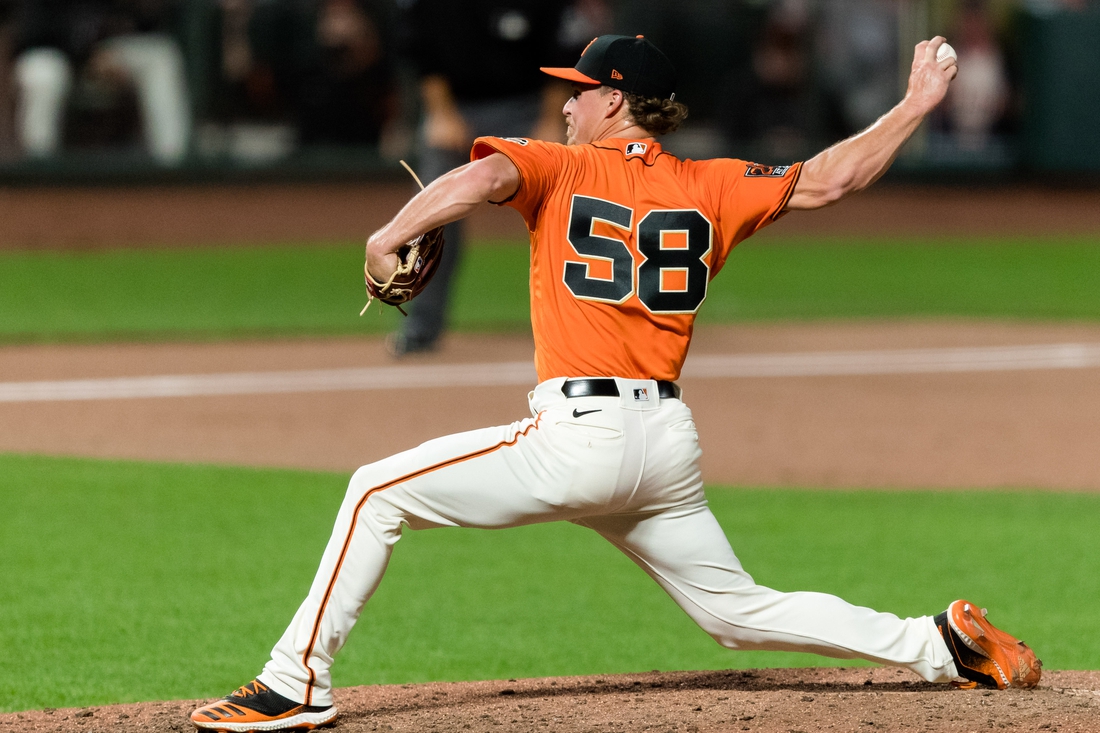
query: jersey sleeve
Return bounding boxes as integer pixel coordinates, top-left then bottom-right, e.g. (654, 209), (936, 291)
(710, 159), (803, 245)
(471, 136), (567, 228)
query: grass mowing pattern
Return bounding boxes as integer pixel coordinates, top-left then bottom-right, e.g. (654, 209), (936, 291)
(1, 453), (1096, 712)
(1, 236), (1099, 343)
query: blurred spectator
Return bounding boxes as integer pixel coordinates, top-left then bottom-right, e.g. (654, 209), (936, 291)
(209, 0), (395, 159)
(388, 0), (602, 357)
(814, 0), (899, 139)
(559, 0), (613, 54)
(12, 0), (191, 165)
(618, 0), (762, 158)
(944, 0), (1010, 151)
(723, 0), (812, 160)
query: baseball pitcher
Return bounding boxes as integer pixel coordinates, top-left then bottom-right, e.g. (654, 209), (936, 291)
(192, 34), (1039, 732)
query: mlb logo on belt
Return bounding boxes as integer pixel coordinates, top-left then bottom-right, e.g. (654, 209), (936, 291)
(625, 142), (648, 155)
(633, 388), (649, 401)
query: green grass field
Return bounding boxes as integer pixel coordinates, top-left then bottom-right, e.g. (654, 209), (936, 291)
(2, 236), (1099, 712)
(1, 453), (1097, 712)
(1, 235), (1099, 342)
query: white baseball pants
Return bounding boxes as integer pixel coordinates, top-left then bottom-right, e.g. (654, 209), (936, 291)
(259, 377), (957, 706)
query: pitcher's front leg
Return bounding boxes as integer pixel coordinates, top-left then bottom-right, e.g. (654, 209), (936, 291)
(259, 416), (554, 706)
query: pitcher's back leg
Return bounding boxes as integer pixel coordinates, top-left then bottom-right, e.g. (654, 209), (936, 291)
(579, 502), (958, 683)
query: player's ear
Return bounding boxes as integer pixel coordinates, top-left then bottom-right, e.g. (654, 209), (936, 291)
(604, 88), (625, 118)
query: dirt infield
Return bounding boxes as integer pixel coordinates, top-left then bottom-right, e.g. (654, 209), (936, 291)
(4, 668), (1099, 733)
(3, 321), (1099, 490)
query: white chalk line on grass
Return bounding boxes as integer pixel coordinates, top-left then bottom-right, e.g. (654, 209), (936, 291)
(2, 342), (1099, 403)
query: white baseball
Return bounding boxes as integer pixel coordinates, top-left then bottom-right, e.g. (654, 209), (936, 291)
(936, 42), (957, 63)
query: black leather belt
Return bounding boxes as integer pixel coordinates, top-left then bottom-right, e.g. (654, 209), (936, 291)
(561, 378), (681, 400)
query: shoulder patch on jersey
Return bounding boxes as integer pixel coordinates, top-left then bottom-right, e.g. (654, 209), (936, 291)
(625, 142), (648, 155)
(501, 137), (530, 146)
(745, 163), (791, 177)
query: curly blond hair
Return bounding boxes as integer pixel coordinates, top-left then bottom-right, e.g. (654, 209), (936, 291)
(624, 92), (689, 135)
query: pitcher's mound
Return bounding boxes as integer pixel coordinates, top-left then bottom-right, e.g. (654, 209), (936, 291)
(9, 668), (1099, 732)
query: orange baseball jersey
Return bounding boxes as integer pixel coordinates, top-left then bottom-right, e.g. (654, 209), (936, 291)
(471, 136), (802, 382)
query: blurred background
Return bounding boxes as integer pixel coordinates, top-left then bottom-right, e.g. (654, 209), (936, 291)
(0, 0), (1096, 182)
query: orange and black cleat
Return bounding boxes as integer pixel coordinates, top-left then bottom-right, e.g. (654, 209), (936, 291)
(936, 599), (1042, 690)
(190, 679), (337, 731)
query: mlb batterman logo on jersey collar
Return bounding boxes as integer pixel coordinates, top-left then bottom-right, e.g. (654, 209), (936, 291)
(625, 142), (648, 155)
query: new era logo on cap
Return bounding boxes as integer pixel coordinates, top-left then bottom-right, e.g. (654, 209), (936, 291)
(540, 35), (677, 100)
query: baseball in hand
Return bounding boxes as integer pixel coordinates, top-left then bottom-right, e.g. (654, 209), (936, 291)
(937, 42), (957, 63)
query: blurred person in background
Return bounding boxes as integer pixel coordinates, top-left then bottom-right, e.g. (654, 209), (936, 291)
(721, 0), (812, 161)
(216, 0), (395, 151)
(596, 0), (762, 158)
(387, 0), (607, 357)
(12, 0), (191, 165)
(943, 0), (1010, 151)
(814, 0), (899, 140)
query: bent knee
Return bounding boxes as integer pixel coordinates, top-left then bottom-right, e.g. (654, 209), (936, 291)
(346, 464), (410, 534)
(347, 464), (396, 510)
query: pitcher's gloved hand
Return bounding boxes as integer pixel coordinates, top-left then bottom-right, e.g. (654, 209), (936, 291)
(361, 225), (445, 313)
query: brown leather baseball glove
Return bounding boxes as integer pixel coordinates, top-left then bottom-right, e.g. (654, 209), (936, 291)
(361, 225), (445, 314)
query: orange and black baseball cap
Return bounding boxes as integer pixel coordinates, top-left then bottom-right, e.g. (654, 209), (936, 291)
(540, 35), (677, 100)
